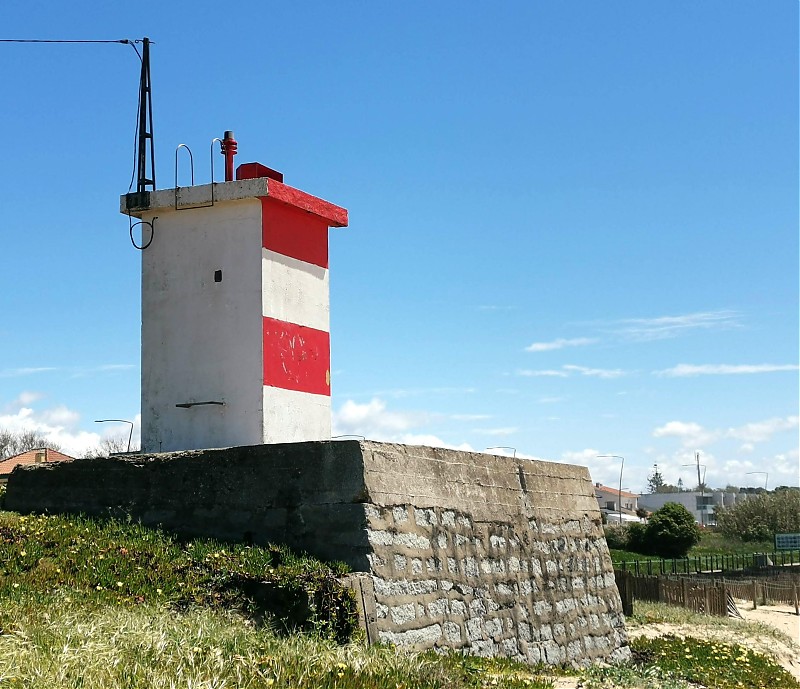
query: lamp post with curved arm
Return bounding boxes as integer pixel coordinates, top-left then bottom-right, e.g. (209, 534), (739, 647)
(94, 419), (134, 453)
(597, 455), (625, 525)
(746, 471), (768, 491)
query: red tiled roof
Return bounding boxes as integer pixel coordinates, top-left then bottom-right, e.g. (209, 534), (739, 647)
(595, 484), (639, 499)
(0, 448), (75, 475)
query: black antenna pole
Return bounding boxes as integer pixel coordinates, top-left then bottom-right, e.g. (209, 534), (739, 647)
(136, 36), (155, 194)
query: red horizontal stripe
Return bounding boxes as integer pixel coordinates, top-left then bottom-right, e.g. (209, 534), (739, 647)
(263, 317), (330, 396)
(261, 197), (329, 269)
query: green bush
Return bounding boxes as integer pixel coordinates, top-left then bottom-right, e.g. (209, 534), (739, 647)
(643, 503), (701, 558)
(716, 489), (800, 543)
(603, 524), (629, 550)
(626, 522), (648, 554)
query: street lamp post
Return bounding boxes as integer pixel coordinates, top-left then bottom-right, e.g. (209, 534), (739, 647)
(746, 471), (769, 491)
(597, 455), (625, 525)
(94, 419), (134, 453)
(682, 459), (707, 526)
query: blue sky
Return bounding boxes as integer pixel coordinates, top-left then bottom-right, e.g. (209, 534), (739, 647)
(1, 1), (797, 492)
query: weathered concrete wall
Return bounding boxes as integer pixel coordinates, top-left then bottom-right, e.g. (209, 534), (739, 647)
(5, 440), (628, 666)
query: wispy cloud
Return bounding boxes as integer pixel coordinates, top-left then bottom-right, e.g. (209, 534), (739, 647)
(517, 369), (569, 378)
(517, 365), (625, 379)
(525, 337), (597, 353)
(656, 363), (799, 377)
(614, 310), (741, 341)
(727, 416), (798, 443)
(562, 364), (625, 379)
(0, 367), (57, 378)
(344, 387), (477, 399)
(0, 364), (135, 379)
(450, 413), (492, 421)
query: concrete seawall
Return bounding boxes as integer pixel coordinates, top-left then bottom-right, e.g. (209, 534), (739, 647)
(5, 440), (629, 666)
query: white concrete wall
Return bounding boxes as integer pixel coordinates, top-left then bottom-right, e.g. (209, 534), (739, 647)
(262, 249), (329, 331)
(262, 386), (331, 443)
(140, 199), (264, 452)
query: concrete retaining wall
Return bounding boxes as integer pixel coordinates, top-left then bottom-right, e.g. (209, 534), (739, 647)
(5, 440), (628, 666)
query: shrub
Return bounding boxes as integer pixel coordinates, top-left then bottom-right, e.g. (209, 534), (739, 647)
(626, 522), (648, 554)
(644, 503), (701, 558)
(716, 489), (800, 543)
(603, 524), (629, 550)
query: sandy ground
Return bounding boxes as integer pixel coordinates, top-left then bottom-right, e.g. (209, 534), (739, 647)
(547, 603), (800, 688)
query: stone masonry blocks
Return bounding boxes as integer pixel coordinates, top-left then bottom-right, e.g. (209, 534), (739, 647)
(5, 440), (629, 667)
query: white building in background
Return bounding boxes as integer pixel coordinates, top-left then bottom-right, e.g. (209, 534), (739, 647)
(638, 491), (752, 526)
(594, 483), (640, 523)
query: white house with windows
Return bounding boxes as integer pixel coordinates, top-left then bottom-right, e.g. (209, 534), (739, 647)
(594, 483), (640, 523)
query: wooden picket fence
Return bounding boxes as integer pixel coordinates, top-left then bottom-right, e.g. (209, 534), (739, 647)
(614, 570), (800, 618)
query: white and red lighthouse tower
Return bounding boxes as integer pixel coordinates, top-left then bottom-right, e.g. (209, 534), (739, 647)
(121, 139), (347, 453)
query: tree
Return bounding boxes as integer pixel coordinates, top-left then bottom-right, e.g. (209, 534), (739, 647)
(644, 502), (701, 558)
(0, 428), (61, 460)
(646, 465), (665, 494)
(716, 490), (800, 543)
(82, 435), (139, 458)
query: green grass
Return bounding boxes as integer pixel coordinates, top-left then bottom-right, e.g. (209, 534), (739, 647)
(0, 511), (356, 639)
(0, 511), (795, 688)
(630, 635), (799, 689)
(0, 591), (555, 689)
(609, 529), (779, 564)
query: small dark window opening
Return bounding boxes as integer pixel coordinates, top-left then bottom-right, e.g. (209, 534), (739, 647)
(214, 269), (222, 283)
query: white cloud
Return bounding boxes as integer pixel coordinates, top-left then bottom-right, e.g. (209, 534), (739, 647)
(449, 413), (492, 421)
(615, 310), (741, 341)
(0, 364), (136, 379)
(353, 387), (476, 399)
(517, 369), (569, 378)
(562, 364), (625, 379)
(333, 398), (416, 435)
(656, 363), (799, 377)
(652, 421), (720, 447)
(332, 398), (478, 453)
(726, 416), (799, 443)
(0, 367), (57, 378)
(517, 365), (625, 379)
(652, 416), (799, 455)
(525, 337), (596, 353)
(0, 394), (141, 458)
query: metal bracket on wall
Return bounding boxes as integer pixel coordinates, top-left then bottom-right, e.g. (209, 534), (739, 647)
(175, 401), (225, 409)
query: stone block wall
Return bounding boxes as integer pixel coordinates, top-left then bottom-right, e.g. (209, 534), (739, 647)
(365, 503), (625, 665)
(5, 440), (628, 666)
